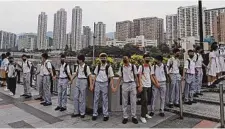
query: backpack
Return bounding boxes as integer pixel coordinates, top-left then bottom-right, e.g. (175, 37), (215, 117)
(77, 64), (91, 87)
(153, 64), (169, 81)
(187, 59), (191, 69)
(141, 65), (151, 74)
(64, 63), (72, 80)
(22, 61), (35, 74)
(168, 58), (174, 71)
(96, 64), (110, 77)
(45, 61), (56, 77)
(120, 64), (136, 80)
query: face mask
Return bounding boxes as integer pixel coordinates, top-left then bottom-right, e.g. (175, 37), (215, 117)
(123, 59), (128, 64)
(61, 60), (64, 64)
(189, 55), (194, 58)
(175, 54), (180, 58)
(101, 60), (106, 64)
(145, 60), (150, 63)
(22, 59), (26, 62)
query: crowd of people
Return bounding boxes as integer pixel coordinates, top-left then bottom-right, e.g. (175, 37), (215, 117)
(0, 42), (224, 125)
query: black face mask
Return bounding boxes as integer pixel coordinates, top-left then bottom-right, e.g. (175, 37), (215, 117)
(189, 55), (194, 59)
(61, 60), (64, 64)
(123, 59), (128, 64)
(145, 60), (150, 63)
(175, 54), (180, 58)
(22, 59), (26, 62)
(101, 60), (106, 64)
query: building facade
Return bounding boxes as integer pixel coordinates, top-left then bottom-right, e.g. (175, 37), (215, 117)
(83, 26), (93, 47)
(37, 12), (47, 50)
(116, 20), (133, 41)
(71, 6), (82, 51)
(0, 30), (17, 50)
(212, 12), (225, 43)
(53, 8), (67, 50)
(166, 14), (178, 46)
(94, 22), (106, 46)
(66, 33), (71, 50)
(18, 33), (37, 51)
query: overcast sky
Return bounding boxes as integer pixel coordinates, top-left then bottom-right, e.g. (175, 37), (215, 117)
(0, 0), (223, 34)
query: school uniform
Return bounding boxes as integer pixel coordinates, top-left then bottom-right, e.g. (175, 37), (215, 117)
(2, 58), (9, 87)
(22, 60), (32, 96)
(138, 65), (151, 118)
(150, 64), (167, 113)
(184, 58), (195, 102)
(167, 57), (181, 105)
(40, 60), (52, 104)
(93, 63), (114, 117)
(7, 63), (17, 95)
(117, 63), (138, 119)
(207, 51), (217, 77)
(194, 53), (203, 94)
(73, 63), (91, 116)
(57, 63), (70, 109)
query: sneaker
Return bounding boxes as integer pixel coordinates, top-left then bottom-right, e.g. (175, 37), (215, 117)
(168, 104), (173, 108)
(80, 115), (85, 118)
(9, 92), (14, 96)
(40, 102), (46, 105)
(20, 94), (27, 97)
(55, 106), (61, 111)
(43, 103), (52, 106)
(159, 112), (165, 117)
(92, 116), (97, 121)
(149, 112), (154, 116)
(146, 114), (152, 119)
(174, 104), (180, 107)
(191, 100), (197, 104)
(60, 107), (67, 112)
(122, 118), (128, 124)
(71, 114), (80, 118)
(35, 97), (42, 100)
(194, 94), (199, 97)
(132, 117), (138, 124)
(184, 101), (192, 105)
(25, 95), (32, 99)
(140, 117), (147, 123)
(103, 117), (109, 121)
(198, 93), (203, 96)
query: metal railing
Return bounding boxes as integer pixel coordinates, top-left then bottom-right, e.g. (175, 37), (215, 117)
(219, 82), (224, 128)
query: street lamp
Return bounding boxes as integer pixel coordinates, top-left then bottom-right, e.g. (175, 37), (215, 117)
(198, 0), (204, 49)
(93, 22), (96, 64)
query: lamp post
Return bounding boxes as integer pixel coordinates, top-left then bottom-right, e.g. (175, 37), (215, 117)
(93, 22), (96, 64)
(198, 0), (204, 49)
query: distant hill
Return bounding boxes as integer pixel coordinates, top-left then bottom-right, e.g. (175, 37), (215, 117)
(106, 32), (114, 39)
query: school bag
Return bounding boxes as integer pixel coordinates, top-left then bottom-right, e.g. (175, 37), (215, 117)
(45, 61), (56, 77)
(120, 64), (136, 81)
(64, 63), (72, 80)
(153, 64), (169, 82)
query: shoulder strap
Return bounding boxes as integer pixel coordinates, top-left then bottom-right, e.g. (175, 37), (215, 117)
(142, 65), (144, 74)
(97, 64), (101, 74)
(196, 54), (199, 62)
(164, 64), (167, 75)
(84, 64), (88, 77)
(132, 64), (135, 79)
(105, 64), (110, 77)
(121, 65), (123, 77)
(169, 58), (173, 70)
(45, 61), (51, 73)
(27, 61), (30, 69)
(187, 59), (190, 69)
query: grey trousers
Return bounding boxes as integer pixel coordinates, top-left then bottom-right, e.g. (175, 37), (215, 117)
(141, 87), (151, 117)
(169, 73), (181, 104)
(93, 81), (109, 117)
(151, 81), (166, 113)
(184, 74), (195, 102)
(39, 76), (43, 98)
(58, 78), (69, 108)
(43, 75), (52, 104)
(122, 82), (137, 118)
(23, 73), (31, 96)
(74, 78), (87, 115)
(195, 68), (203, 93)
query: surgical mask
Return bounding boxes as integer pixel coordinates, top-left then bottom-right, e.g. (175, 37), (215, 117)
(101, 60), (106, 64)
(61, 60), (64, 64)
(145, 60), (150, 63)
(123, 59), (128, 64)
(189, 55), (194, 59)
(175, 54), (180, 58)
(22, 59), (26, 62)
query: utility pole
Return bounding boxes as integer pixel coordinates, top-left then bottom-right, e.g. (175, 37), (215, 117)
(93, 22), (96, 64)
(198, 0), (204, 49)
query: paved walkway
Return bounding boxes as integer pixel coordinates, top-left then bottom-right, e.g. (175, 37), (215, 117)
(0, 84), (219, 128)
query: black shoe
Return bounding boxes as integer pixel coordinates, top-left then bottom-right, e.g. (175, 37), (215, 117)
(174, 104), (180, 107)
(92, 116), (97, 121)
(35, 97), (42, 100)
(40, 102), (46, 105)
(159, 113), (165, 117)
(60, 107), (67, 112)
(71, 114), (80, 118)
(194, 94), (199, 97)
(184, 101), (192, 105)
(55, 106), (61, 111)
(43, 103), (52, 106)
(80, 115), (85, 118)
(20, 94), (27, 97)
(103, 117), (109, 121)
(132, 117), (138, 124)
(168, 104), (173, 108)
(25, 95), (32, 99)
(122, 118), (128, 124)
(149, 112), (154, 116)
(198, 93), (203, 96)
(191, 100), (197, 103)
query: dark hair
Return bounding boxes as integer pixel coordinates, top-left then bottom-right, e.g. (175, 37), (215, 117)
(155, 55), (163, 61)
(124, 53), (131, 58)
(8, 57), (14, 62)
(6, 52), (11, 57)
(211, 42), (218, 51)
(77, 55), (85, 62)
(173, 48), (180, 54)
(61, 54), (66, 58)
(1, 53), (6, 60)
(22, 54), (27, 58)
(143, 53), (150, 58)
(42, 53), (48, 59)
(195, 46), (201, 51)
(188, 49), (194, 53)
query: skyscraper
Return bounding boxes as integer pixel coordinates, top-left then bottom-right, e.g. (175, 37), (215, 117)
(66, 33), (71, 50)
(83, 26), (93, 47)
(166, 14), (178, 46)
(116, 20), (133, 41)
(0, 30), (17, 49)
(18, 33), (37, 51)
(94, 22), (106, 46)
(37, 12), (47, 50)
(212, 12), (225, 43)
(53, 8), (67, 50)
(71, 6), (82, 51)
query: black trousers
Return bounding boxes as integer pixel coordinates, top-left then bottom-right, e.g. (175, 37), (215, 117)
(7, 77), (16, 95)
(141, 87), (151, 117)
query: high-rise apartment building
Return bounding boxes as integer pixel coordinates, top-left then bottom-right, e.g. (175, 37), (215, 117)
(53, 8), (67, 50)
(94, 22), (106, 46)
(205, 7), (225, 37)
(116, 20), (133, 41)
(166, 14), (178, 46)
(37, 12), (47, 50)
(66, 33), (71, 50)
(71, 6), (82, 51)
(18, 33), (37, 51)
(83, 26), (93, 47)
(212, 12), (225, 43)
(0, 30), (17, 49)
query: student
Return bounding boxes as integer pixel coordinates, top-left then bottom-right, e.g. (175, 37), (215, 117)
(183, 50), (197, 105)
(115, 54), (139, 124)
(6, 57), (17, 96)
(40, 53), (55, 106)
(218, 44), (225, 78)
(0, 53), (6, 86)
(3, 52), (10, 91)
(71, 55), (92, 118)
(138, 53), (157, 123)
(150, 55), (168, 117)
(55, 54), (72, 112)
(167, 48), (181, 108)
(92, 53), (114, 121)
(35, 62), (44, 101)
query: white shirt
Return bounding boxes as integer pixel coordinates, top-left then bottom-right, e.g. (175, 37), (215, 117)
(117, 63), (138, 83)
(184, 58), (195, 74)
(59, 63), (71, 78)
(7, 64), (16, 78)
(22, 60), (32, 73)
(40, 60), (52, 76)
(2, 58), (9, 71)
(167, 57), (180, 74)
(76, 63), (91, 79)
(194, 53), (203, 68)
(151, 64), (167, 82)
(94, 64), (114, 82)
(138, 65), (151, 87)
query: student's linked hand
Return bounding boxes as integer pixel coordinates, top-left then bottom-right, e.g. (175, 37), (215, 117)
(138, 86), (143, 93)
(53, 76), (56, 80)
(111, 87), (117, 92)
(89, 85), (94, 92)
